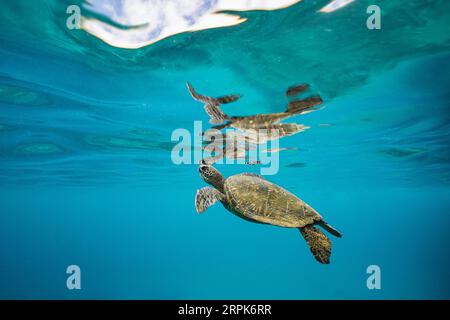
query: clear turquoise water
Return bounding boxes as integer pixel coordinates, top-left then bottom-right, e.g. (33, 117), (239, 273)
(0, 0), (450, 299)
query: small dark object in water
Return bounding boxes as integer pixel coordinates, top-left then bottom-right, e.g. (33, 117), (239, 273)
(286, 162), (306, 168)
(381, 147), (424, 158)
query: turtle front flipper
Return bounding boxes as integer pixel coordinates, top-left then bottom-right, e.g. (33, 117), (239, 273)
(299, 225), (332, 264)
(210, 122), (232, 131)
(286, 84), (310, 97)
(187, 82), (240, 124)
(204, 103), (228, 124)
(195, 187), (224, 213)
(187, 82), (215, 104)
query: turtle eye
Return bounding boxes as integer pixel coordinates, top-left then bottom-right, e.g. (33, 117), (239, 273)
(204, 168), (213, 177)
(199, 165), (210, 177)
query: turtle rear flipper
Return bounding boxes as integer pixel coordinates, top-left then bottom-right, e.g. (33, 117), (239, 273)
(286, 84), (310, 97)
(204, 103), (228, 124)
(217, 94), (241, 104)
(195, 187), (224, 213)
(299, 225), (332, 264)
(286, 95), (323, 114)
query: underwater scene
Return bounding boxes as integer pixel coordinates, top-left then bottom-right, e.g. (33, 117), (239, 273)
(0, 0), (449, 299)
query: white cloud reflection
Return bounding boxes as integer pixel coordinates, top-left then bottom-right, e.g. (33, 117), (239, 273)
(80, 0), (303, 49)
(319, 0), (355, 13)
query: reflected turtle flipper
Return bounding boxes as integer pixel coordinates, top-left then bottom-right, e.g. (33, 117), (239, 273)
(286, 84), (310, 96)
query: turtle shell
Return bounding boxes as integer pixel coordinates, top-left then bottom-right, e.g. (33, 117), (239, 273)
(223, 173), (322, 227)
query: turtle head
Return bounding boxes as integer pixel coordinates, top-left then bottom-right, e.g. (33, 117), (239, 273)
(199, 162), (225, 192)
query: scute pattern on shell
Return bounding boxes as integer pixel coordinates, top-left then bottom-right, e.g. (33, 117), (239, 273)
(224, 174), (321, 227)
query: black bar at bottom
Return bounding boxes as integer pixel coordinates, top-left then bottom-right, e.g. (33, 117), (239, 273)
(0, 300), (447, 318)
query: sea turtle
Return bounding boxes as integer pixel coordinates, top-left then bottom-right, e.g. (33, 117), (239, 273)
(187, 82), (323, 134)
(195, 164), (342, 264)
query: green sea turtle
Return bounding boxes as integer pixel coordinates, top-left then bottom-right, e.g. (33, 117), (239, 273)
(187, 82), (323, 135)
(195, 164), (342, 264)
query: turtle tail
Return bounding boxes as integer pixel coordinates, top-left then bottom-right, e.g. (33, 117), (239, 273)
(317, 220), (342, 238)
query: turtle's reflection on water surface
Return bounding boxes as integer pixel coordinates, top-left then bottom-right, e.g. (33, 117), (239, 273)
(187, 82), (323, 166)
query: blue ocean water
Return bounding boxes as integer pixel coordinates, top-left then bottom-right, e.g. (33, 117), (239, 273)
(0, 0), (450, 299)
